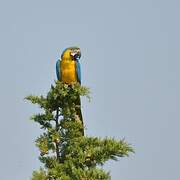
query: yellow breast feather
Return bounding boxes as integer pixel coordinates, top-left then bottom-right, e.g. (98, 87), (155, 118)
(61, 60), (77, 84)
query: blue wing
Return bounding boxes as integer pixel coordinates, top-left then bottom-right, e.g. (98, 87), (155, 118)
(56, 59), (61, 80)
(76, 60), (81, 84)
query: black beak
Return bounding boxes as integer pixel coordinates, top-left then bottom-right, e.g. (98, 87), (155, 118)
(74, 51), (81, 60)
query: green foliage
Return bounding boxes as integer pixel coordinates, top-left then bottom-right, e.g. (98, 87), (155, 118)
(26, 81), (134, 180)
(31, 168), (47, 180)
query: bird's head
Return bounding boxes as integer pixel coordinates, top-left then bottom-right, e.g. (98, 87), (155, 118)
(61, 47), (81, 61)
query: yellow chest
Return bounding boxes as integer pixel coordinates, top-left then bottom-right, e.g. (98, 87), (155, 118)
(60, 60), (77, 84)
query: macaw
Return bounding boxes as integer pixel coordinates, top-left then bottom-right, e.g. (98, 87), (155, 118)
(56, 47), (84, 134)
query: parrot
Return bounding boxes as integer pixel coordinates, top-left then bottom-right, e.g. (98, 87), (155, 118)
(56, 47), (84, 135)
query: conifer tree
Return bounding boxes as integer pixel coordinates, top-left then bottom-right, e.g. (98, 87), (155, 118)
(26, 81), (134, 180)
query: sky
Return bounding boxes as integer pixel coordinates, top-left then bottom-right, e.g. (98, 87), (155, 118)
(0, 0), (180, 179)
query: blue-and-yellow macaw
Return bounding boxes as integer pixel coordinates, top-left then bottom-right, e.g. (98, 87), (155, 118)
(56, 47), (84, 134)
(56, 47), (81, 84)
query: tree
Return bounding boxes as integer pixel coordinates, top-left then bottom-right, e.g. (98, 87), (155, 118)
(26, 81), (134, 180)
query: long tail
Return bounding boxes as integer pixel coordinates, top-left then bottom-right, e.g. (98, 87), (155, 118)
(75, 95), (84, 135)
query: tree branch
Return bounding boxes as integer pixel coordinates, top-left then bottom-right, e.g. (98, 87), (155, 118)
(55, 109), (60, 162)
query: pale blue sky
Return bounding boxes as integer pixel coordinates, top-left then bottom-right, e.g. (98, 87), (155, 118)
(0, 0), (180, 179)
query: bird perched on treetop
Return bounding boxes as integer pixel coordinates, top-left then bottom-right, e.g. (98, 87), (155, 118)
(56, 47), (81, 84)
(56, 47), (84, 135)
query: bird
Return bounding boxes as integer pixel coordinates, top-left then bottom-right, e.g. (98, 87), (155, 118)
(56, 47), (84, 135)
